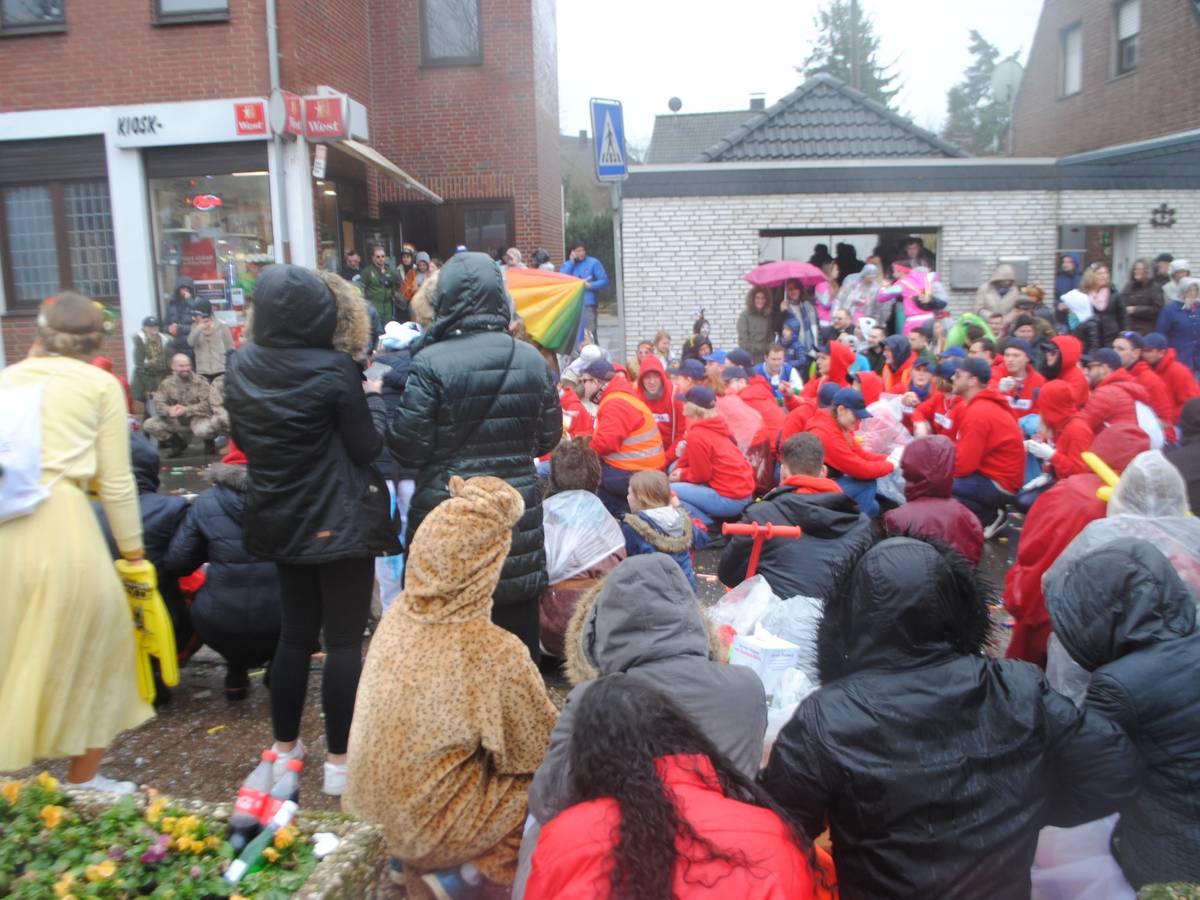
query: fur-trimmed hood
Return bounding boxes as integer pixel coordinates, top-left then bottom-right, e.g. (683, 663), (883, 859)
(563, 554), (724, 686)
(620, 509), (692, 555)
(241, 266), (370, 362)
(205, 461), (249, 492)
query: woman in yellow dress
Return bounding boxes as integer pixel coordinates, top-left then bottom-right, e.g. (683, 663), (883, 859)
(0, 293), (153, 790)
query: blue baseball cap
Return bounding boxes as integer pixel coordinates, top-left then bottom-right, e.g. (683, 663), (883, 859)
(832, 387), (872, 419)
(726, 348), (753, 367)
(1082, 348), (1122, 370)
(934, 359), (963, 380)
(912, 356), (932, 370)
(722, 366), (749, 380)
(584, 359), (615, 381)
(1144, 332), (1169, 350)
(938, 346), (966, 359)
(667, 358), (706, 380)
(962, 357), (993, 383)
(703, 349), (728, 364)
(817, 382), (841, 408)
(684, 385), (717, 409)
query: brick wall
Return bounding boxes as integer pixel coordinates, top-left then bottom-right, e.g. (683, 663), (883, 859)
(1011, 0), (1200, 157)
(620, 189), (1200, 362)
(2, 312), (128, 374)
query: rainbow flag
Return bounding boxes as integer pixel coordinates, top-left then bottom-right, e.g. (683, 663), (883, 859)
(505, 268), (585, 354)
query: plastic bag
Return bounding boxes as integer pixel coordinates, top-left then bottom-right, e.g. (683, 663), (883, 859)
(543, 490), (625, 584)
(375, 553), (405, 612)
(1046, 633), (1090, 708)
(1031, 814), (1134, 900)
(762, 667), (820, 763)
(761, 595), (823, 683)
(708, 574), (779, 657)
(858, 396), (912, 455)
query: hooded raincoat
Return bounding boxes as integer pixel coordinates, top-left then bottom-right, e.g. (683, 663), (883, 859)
(1048, 334), (1089, 407)
(762, 538), (1140, 900)
(881, 436), (983, 564)
(387, 253), (563, 647)
(1046, 541), (1200, 889)
(635, 354), (685, 458)
(1039, 379), (1093, 479)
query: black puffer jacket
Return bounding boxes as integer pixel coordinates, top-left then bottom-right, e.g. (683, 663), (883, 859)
(717, 485), (873, 600)
(223, 265), (399, 563)
(762, 537), (1139, 900)
(1046, 540), (1200, 889)
(372, 348), (416, 482)
(387, 253), (562, 609)
(164, 461), (282, 669)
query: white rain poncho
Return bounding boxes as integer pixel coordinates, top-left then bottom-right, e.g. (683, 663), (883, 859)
(542, 490), (624, 584)
(1044, 450), (1200, 704)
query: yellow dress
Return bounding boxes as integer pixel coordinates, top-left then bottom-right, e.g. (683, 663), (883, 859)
(0, 355), (154, 770)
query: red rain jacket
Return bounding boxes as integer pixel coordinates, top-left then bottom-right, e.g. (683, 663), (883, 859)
(1150, 348), (1200, 426)
(1129, 359), (1176, 441)
(806, 409), (893, 482)
(1003, 424), (1150, 667)
(676, 416), (756, 499)
(1050, 335), (1089, 408)
(951, 388), (1026, 493)
(636, 355), (685, 458)
(910, 390), (963, 437)
(803, 341), (855, 400)
(1080, 368), (1151, 434)
(989, 359), (1046, 417)
(1039, 380), (1093, 479)
(882, 435), (983, 564)
(525, 754), (817, 900)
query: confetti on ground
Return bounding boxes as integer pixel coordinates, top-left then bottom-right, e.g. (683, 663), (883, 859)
(206, 724), (226, 736)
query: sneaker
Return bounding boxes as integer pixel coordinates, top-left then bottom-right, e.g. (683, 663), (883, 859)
(983, 508), (1009, 540)
(420, 870), (470, 900)
(68, 773), (136, 795)
(271, 739), (306, 781)
(322, 761), (347, 797)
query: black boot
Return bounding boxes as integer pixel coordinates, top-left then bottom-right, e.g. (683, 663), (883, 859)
(224, 667), (249, 702)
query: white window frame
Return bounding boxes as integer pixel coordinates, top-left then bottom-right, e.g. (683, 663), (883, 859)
(1060, 23), (1083, 97)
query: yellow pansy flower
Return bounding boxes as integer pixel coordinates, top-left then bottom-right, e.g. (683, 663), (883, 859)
(261, 847), (279, 864)
(146, 797), (168, 824)
(1, 781), (20, 805)
(160, 816), (177, 833)
(205, 835), (222, 850)
(36, 772), (59, 792)
(273, 825), (298, 850)
(40, 804), (65, 829)
(53, 872), (76, 897)
(85, 859), (117, 881)
(174, 836), (193, 852)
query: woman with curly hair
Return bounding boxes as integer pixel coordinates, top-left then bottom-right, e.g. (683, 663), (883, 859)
(0, 292), (153, 790)
(524, 676), (819, 899)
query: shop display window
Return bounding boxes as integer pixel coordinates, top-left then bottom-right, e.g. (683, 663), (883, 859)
(149, 171), (272, 326)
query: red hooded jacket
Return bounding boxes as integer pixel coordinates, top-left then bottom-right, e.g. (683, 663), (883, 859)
(780, 399), (819, 446)
(1003, 424), (1151, 667)
(882, 436), (983, 564)
(779, 473), (843, 495)
(1049, 335), (1089, 408)
(738, 375), (786, 432)
(1150, 348), (1200, 425)
(853, 371), (884, 405)
(806, 409), (893, 481)
(636, 354), (685, 457)
(989, 359), (1045, 416)
(559, 385), (593, 439)
(676, 415), (756, 498)
(525, 755), (817, 900)
(1152, 348), (1200, 427)
(951, 388), (1026, 493)
(910, 390), (962, 437)
(1038, 380), (1092, 479)
(802, 341), (855, 400)
(1080, 368), (1151, 434)
(1128, 359), (1176, 441)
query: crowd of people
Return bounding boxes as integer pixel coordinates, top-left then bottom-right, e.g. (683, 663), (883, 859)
(2, 233), (1199, 899)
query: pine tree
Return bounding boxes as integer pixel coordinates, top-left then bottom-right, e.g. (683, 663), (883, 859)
(942, 30), (1018, 156)
(800, 0), (900, 108)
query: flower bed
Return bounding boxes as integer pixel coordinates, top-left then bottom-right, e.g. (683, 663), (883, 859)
(0, 773), (383, 899)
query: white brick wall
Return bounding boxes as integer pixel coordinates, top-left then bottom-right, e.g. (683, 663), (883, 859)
(619, 189), (1200, 361)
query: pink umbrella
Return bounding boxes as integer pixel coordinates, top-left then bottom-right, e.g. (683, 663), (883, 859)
(744, 261), (828, 289)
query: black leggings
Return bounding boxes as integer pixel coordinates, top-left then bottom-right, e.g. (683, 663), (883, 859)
(272, 557), (374, 755)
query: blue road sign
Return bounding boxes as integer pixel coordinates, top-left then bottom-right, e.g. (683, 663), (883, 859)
(590, 98), (628, 182)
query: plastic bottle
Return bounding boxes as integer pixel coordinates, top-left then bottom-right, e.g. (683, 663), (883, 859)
(223, 800), (298, 885)
(228, 749), (277, 853)
(259, 757), (302, 825)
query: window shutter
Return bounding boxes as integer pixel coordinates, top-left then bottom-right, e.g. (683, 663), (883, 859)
(1117, 1), (1140, 40)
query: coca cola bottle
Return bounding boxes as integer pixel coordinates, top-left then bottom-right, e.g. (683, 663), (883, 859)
(228, 749), (277, 852)
(259, 757), (303, 825)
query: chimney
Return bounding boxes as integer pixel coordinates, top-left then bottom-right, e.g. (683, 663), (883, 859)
(750, 93), (765, 111)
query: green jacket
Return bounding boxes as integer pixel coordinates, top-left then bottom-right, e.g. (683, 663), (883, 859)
(360, 263), (398, 322)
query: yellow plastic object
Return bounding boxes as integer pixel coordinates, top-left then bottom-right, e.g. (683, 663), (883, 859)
(116, 559), (179, 702)
(1081, 450), (1120, 502)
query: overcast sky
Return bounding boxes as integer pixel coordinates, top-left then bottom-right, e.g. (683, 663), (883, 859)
(557, 0), (1045, 152)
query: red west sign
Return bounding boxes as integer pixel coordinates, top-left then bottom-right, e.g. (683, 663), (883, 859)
(282, 91), (304, 136)
(303, 94), (348, 141)
(235, 101), (268, 136)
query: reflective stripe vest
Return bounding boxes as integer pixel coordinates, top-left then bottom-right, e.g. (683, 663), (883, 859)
(597, 391), (667, 471)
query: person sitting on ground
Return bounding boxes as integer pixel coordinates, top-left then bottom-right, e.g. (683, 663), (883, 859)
(582, 359), (666, 515)
(187, 299), (234, 382)
(669, 386), (756, 528)
(164, 440), (282, 702)
(881, 435), (983, 565)
(863, 324), (887, 374)
(910, 360), (963, 438)
(517, 554), (768, 894)
(635, 353), (684, 459)
(779, 381), (840, 446)
(906, 322), (937, 364)
(1025, 380), (1093, 483)
(1041, 334), (1089, 407)
(898, 356), (935, 421)
(524, 677), (820, 900)
(805, 387), (894, 518)
(753, 343), (804, 407)
(948, 357), (1025, 535)
(1115, 330), (1176, 440)
(880, 335), (914, 393)
(762, 536), (1140, 900)
(1003, 424), (1150, 667)
(539, 439), (626, 659)
(990, 338), (1045, 416)
(1166, 396), (1200, 514)
(346, 476), (558, 899)
(142, 352), (221, 457)
(719, 433), (873, 599)
(1080, 347), (1153, 435)
(802, 341), (855, 400)
(621, 470), (700, 590)
(1045, 541), (1200, 890)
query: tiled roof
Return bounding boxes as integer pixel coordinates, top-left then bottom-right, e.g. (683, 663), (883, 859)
(645, 110), (757, 164)
(701, 75), (967, 161)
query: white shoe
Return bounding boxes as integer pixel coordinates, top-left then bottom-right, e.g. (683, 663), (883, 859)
(68, 773), (136, 795)
(323, 761), (347, 796)
(983, 509), (1009, 540)
(271, 739), (306, 781)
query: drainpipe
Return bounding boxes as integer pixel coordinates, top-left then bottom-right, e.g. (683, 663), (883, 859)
(266, 0), (291, 262)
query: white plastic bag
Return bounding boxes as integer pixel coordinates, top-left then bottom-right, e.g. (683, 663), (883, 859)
(762, 667), (820, 763)
(708, 574), (779, 656)
(375, 553), (405, 612)
(1031, 815), (1134, 900)
(0, 383), (49, 524)
(543, 490), (625, 584)
(761, 595), (823, 684)
(858, 395), (913, 455)
(1046, 633), (1090, 708)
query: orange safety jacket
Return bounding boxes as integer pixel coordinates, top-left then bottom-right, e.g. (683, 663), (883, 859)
(594, 387), (667, 471)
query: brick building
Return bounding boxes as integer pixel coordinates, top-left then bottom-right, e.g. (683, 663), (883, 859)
(0, 0), (562, 370)
(1011, 0), (1200, 157)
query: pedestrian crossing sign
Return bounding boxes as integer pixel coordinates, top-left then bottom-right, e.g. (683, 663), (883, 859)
(590, 98), (628, 182)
